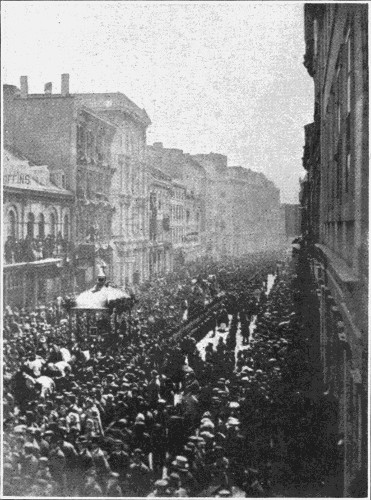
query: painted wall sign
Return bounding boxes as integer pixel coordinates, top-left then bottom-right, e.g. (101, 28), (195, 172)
(4, 172), (31, 185)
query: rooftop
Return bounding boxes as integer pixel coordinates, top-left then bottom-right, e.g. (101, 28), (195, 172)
(3, 148), (72, 196)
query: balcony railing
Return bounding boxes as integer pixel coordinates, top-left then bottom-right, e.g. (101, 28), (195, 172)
(4, 235), (71, 265)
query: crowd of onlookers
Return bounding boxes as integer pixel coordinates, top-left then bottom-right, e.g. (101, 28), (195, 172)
(4, 233), (69, 264)
(3, 251), (342, 497)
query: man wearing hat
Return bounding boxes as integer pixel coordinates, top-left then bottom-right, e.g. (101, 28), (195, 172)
(167, 472), (188, 497)
(33, 427), (49, 457)
(74, 437), (94, 487)
(108, 439), (130, 481)
(81, 467), (104, 497)
(151, 422), (167, 477)
(167, 406), (186, 458)
(105, 470), (123, 497)
(147, 369), (161, 408)
(171, 455), (198, 496)
(48, 434), (67, 495)
(147, 478), (171, 497)
(20, 441), (39, 477)
(59, 430), (79, 495)
(128, 448), (152, 496)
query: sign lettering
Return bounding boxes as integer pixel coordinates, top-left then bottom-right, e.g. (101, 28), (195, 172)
(4, 172), (31, 185)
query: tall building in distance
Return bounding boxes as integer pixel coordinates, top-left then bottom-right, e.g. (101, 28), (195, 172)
(302, 3), (368, 495)
(146, 143), (206, 264)
(193, 153), (285, 258)
(148, 166), (173, 277)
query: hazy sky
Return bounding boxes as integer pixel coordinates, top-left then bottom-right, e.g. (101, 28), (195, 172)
(2, 1), (314, 203)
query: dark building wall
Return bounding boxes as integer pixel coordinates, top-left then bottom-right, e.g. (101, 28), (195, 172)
(281, 203), (301, 238)
(302, 4), (368, 496)
(3, 96), (76, 191)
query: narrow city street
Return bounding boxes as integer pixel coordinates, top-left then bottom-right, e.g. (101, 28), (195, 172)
(2, 2), (368, 498)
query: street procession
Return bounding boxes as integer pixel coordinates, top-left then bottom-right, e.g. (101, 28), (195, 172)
(2, 2), (368, 498)
(2, 249), (346, 497)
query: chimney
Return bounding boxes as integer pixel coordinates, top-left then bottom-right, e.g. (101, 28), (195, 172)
(44, 82), (52, 95)
(61, 73), (70, 96)
(20, 76), (28, 98)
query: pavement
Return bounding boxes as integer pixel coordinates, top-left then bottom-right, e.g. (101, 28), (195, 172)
(196, 273), (276, 363)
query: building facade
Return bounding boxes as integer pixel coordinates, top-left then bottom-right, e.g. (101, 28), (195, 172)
(193, 153), (285, 259)
(3, 148), (74, 308)
(74, 106), (116, 290)
(146, 143), (206, 263)
(171, 182), (187, 269)
(148, 166), (173, 277)
(191, 153), (229, 258)
(74, 92), (151, 288)
(3, 75), (151, 291)
(303, 4), (368, 495)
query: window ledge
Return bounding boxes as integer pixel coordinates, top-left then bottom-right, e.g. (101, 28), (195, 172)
(315, 244), (359, 284)
(4, 258), (62, 270)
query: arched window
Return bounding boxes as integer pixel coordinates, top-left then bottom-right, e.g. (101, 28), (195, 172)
(27, 213), (35, 239)
(63, 214), (69, 240)
(8, 209), (17, 239)
(38, 214), (45, 238)
(49, 213), (56, 237)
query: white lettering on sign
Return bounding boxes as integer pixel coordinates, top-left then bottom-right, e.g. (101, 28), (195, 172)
(4, 173), (31, 185)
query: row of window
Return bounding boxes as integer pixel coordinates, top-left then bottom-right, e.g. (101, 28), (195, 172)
(117, 205), (147, 240)
(172, 205), (184, 221)
(118, 158), (146, 196)
(77, 169), (111, 198)
(7, 210), (69, 240)
(119, 128), (145, 159)
(171, 227), (184, 245)
(323, 24), (352, 204)
(149, 190), (171, 213)
(77, 121), (110, 166)
(321, 21), (356, 266)
(323, 220), (355, 266)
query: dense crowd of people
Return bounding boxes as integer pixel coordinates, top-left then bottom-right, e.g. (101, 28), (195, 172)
(4, 233), (69, 264)
(3, 250), (341, 497)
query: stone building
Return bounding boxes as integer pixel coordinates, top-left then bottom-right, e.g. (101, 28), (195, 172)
(192, 153), (284, 259)
(3, 148), (74, 308)
(3, 74), (151, 290)
(74, 92), (151, 288)
(171, 182), (187, 269)
(148, 166), (173, 276)
(72, 106), (117, 290)
(302, 4), (368, 495)
(191, 153), (227, 258)
(227, 166), (284, 254)
(146, 143), (206, 263)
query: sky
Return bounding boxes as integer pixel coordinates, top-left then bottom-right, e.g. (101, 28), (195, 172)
(2, 1), (314, 203)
